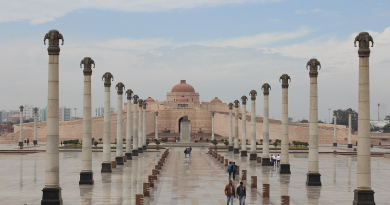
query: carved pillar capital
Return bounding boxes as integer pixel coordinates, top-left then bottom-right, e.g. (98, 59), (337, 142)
(126, 89), (133, 100)
(116, 82), (125, 95)
(80, 57), (95, 75)
(261, 83), (271, 95)
(279, 74), (291, 88)
(44, 29), (64, 55)
(241, 95), (248, 105)
(133, 95), (139, 104)
(306, 58), (321, 78)
(19, 105), (24, 112)
(234, 100), (240, 108)
(354, 31), (374, 57)
(228, 103), (233, 110)
(102, 72), (114, 87)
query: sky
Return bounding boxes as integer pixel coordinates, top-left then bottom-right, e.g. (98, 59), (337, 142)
(1, 0), (390, 122)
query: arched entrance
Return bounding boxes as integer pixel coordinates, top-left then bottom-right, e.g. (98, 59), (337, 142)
(178, 117), (184, 133)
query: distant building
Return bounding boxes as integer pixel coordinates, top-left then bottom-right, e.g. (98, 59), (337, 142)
(95, 106), (115, 117)
(0, 110), (7, 122)
(59, 106), (72, 121)
(39, 107), (47, 122)
(370, 120), (390, 129)
(22, 105), (35, 120)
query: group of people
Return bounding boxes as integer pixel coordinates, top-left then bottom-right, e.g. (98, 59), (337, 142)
(225, 180), (246, 205)
(227, 162), (238, 180)
(271, 154), (281, 167)
(184, 147), (192, 158)
(24, 137), (30, 146)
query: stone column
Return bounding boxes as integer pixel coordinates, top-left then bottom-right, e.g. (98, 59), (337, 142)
(280, 175), (291, 205)
(155, 112), (159, 140)
(353, 31), (375, 204)
(279, 74), (291, 174)
(249, 90), (257, 160)
(306, 58), (321, 186)
(18, 106), (24, 149)
(233, 100), (240, 154)
(41, 29), (64, 204)
(138, 99), (143, 153)
(241, 95), (248, 156)
(132, 95), (139, 156)
(79, 57), (95, 185)
(262, 84), (272, 166)
(101, 72), (114, 173)
(33, 107), (38, 145)
(115, 83), (125, 165)
(333, 110), (338, 146)
(348, 108), (353, 148)
(228, 103), (233, 151)
(211, 112), (215, 141)
(142, 102), (147, 150)
(125, 89), (133, 159)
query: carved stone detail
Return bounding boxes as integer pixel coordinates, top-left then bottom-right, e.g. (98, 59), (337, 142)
(261, 83), (271, 95)
(138, 99), (144, 107)
(234, 100), (240, 108)
(241, 95), (248, 105)
(306, 58), (321, 77)
(80, 57), (95, 76)
(116, 82), (125, 95)
(347, 108), (352, 114)
(133, 95), (139, 104)
(19, 105), (24, 112)
(44, 30), (64, 55)
(354, 31), (374, 57)
(143, 101), (147, 109)
(155, 111), (159, 116)
(102, 72), (114, 87)
(33, 107), (38, 114)
(126, 89), (133, 100)
(333, 110), (337, 116)
(249, 90), (257, 100)
(279, 74), (291, 88)
(228, 103), (233, 110)
(211, 112), (215, 116)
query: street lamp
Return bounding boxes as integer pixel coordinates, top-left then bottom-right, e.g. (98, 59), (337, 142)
(328, 108), (331, 124)
(74, 108), (77, 119)
(378, 103), (380, 121)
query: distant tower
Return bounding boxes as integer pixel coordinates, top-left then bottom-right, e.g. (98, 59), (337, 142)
(74, 108), (77, 118)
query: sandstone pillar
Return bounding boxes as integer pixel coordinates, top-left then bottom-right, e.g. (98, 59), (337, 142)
(138, 99), (143, 153)
(306, 58), (321, 186)
(353, 31), (375, 205)
(211, 112), (215, 141)
(261, 84), (272, 166)
(132, 95), (139, 156)
(280, 175), (291, 205)
(18, 106), (24, 149)
(348, 108), (353, 148)
(241, 96), (248, 156)
(228, 103), (233, 151)
(115, 83), (125, 165)
(333, 110), (338, 146)
(249, 90), (257, 160)
(233, 100), (240, 154)
(41, 29), (64, 205)
(279, 74), (291, 174)
(101, 72), (114, 173)
(79, 57), (95, 184)
(155, 112), (158, 140)
(125, 89), (133, 159)
(33, 107), (38, 145)
(142, 102), (147, 150)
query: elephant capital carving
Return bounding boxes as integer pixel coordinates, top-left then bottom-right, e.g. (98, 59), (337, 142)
(33, 107), (38, 114)
(306, 58), (321, 77)
(279, 74), (291, 88)
(234, 100), (240, 108)
(354, 31), (374, 57)
(261, 83), (271, 95)
(241, 95), (248, 105)
(249, 90), (257, 100)
(228, 103), (233, 110)
(133, 95), (139, 104)
(80, 57), (95, 75)
(333, 110), (337, 116)
(115, 82), (125, 95)
(44, 30), (64, 55)
(19, 105), (24, 112)
(347, 108), (352, 114)
(102, 72), (114, 87)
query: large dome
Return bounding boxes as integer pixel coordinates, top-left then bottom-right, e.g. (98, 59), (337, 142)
(145, 97), (155, 102)
(211, 97), (222, 103)
(171, 80), (195, 92)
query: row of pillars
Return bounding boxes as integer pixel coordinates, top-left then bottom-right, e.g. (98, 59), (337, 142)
(17, 106), (38, 149)
(38, 29), (375, 205)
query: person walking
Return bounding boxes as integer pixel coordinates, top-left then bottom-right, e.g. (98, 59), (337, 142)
(227, 162), (233, 180)
(24, 137), (27, 144)
(271, 154), (276, 166)
(27, 138), (29, 146)
(60, 140), (63, 146)
(232, 162), (237, 180)
(224, 180), (235, 205)
(276, 154), (281, 167)
(236, 181), (246, 205)
(189, 146), (192, 157)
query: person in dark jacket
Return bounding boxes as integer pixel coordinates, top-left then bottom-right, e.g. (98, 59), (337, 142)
(236, 181), (246, 205)
(227, 162), (233, 180)
(224, 180), (235, 205)
(232, 162), (237, 180)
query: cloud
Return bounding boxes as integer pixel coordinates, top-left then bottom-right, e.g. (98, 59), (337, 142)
(294, 8), (339, 17)
(0, 0), (280, 24)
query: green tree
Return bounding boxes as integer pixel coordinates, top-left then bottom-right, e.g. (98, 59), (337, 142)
(383, 124), (390, 133)
(260, 139), (263, 144)
(300, 119), (309, 123)
(332, 109), (358, 131)
(224, 141), (229, 147)
(98, 138), (102, 143)
(212, 139), (218, 150)
(385, 115), (390, 120)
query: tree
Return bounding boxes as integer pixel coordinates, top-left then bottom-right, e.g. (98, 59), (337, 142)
(224, 141), (229, 147)
(273, 141), (278, 148)
(288, 117), (293, 122)
(385, 115), (390, 120)
(318, 120), (324, 123)
(98, 138), (102, 143)
(383, 124), (390, 133)
(300, 119), (309, 123)
(211, 139), (218, 150)
(154, 139), (160, 150)
(220, 139), (225, 143)
(331, 109), (358, 131)
(260, 139), (263, 144)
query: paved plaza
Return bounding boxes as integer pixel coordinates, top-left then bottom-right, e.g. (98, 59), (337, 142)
(0, 146), (389, 204)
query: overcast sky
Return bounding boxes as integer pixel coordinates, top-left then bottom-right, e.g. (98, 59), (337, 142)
(1, 0), (390, 122)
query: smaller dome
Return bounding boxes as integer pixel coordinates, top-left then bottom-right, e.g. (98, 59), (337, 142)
(145, 97), (155, 102)
(211, 97), (222, 103)
(176, 96), (188, 102)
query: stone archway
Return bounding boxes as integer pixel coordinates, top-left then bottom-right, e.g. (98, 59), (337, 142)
(178, 117), (184, 133)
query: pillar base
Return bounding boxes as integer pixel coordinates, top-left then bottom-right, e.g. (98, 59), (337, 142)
(125, 152), (132, 160)
(233, 148), (239, 154)
(249, 153), (257, 160)
(262, 158), (272, 166)
(280, 164), (291, 174)
(241, 150), (247, 156)
(333, 143), (337, 146)
(306, 173), (322, 186)
(101, 163), (112, 173)
(228, 146), (233, 151)
(143, 145), (147, 150)
(138, 148), (143, 153)
(348, 144), (353, 148)
(18, 142), (23, 147)
(115, 157), (124, 165)
(353, 189), (375, 205)
(41, 187), (63, 205)
(132, 149), (139, 156)
(79, 171), (94, 185)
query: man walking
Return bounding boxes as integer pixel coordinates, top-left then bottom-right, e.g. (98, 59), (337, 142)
(227, 162), (233, 180)
(236, 181), (246, 205)
(271, 154), (276, 166)
(232, 162), (237, 180)
(224, 180), (235, 205)
(276, 154), (281, 167)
